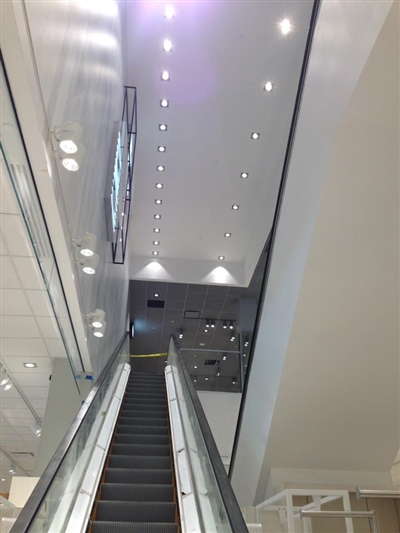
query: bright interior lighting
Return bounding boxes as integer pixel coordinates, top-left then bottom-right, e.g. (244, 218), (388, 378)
(157, 165), (165, 171)
(93, 331), (104, 338)
(279, 18), (292, 35)
(23, 363), (36, 368)
(62, 158), (79, 171)
(158, 146), (166, 152)
(153, 240), (160, 245)
(218, 256), (225, 261)
(240, 172), (248, 178)
(224, 232), (231, 237)
(156, 183), (163, 189)
(205, 377), (209, 381)
(154, 293), (159, 297)
(154, 214), (161, 219)
(152, 251), (159, 256)
(80, 248), (94, 257)
(154, 228), (160, 233)
(160, 99), (169, 108)
(92, 321), (102, 328)
(155, 199), (162, 205)
(159, 124), (167, 131)
(59, 139), (78, 154)
(165, 5), (175, 19)
(83, 266), (95, 275)
(163, 39), (172, 52)
(0, 376), (9, 387)
(264, 81), (273, 92)
(4, 383), (13, 391)
(251, 132), (260, 140)
(232, 205), (239, 210)
(161, 71), (170, 81)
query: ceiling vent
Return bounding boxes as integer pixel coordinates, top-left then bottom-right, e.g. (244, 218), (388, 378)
(184, 310), (200, 319)
(204, 359), (219, 366)
(12, 451), (35, 457)
(147, 299), (165, 309)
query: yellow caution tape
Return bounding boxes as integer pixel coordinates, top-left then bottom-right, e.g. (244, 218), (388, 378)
(130, 353), (168, 358)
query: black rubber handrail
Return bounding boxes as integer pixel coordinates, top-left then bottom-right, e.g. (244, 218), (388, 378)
(11, 331), (129, 533)
(229, 0), (322, 483)
(169, 335), (248, 532)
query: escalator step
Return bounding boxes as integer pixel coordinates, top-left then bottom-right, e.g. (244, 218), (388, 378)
(96, 501), (176, 523)
(92, 522), (178, 532)
(123, 398), (166, 406)
(120, 410), (167, 419)
(118, 417), (168, 427)
(117, 425), (169, 436)
(105, 468), (172, 485)
(114, 434), (169, 446)
(124, 394), (166, 400)
(101, 483), (174, 502)
(108, 455), (171, 470)
(111, 444), (171, 457)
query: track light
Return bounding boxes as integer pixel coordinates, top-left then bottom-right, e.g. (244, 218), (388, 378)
(77, 253), (99, 275)
(0, 366), (13, 391)
(222, 321), (227, 329)
(93, 322), (107, 338)
(230, 335), (235, 342)
(9, 463), (16, 475)
(87, 309), (106, 328)
(74, 233), (97, 257)
(51, 122), (85, 172)
(229, 321), (234, 330)
(31, 421), (42, 437)
(232, 378), (237, 385)
(210, 320), (215, 328)
(205, 320), (210, 328)
(178, 329), (183, 339)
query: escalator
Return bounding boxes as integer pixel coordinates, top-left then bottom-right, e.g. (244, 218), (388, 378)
(90, 372), (179, 532)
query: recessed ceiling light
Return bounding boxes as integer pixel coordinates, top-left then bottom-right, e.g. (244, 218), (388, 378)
(93, 331), (104, 338)
(163, 39), (172, 52)
(240, 172), (249, 179)
(205, 377), (209, 381)
(153, 240), (160, 245)
(157, 165), (165, 172)
(165, 5), (174, 19)
(232, 205), (239, 210)
(160, 99), (169, 108)
(218, 256), (225, 261)
(155, 183), (163, 189)
(279, 18), (292, 35)
(154, 228), (160, 233)
(194, 365), (198, 369)
(154, 293), (159, 297)
(224, 232), (231, 238)
(251, 132), (260, 140)
(159, 124), (167, 131)
(264, 81), (273, 92)
(23, 363), (36, 368)
(161, 71), (170, 81)
(158, 146), (166, 153)
(152, 251), (159, 256)
(155, 199), (162, 205)
(154, 214), (161, 219)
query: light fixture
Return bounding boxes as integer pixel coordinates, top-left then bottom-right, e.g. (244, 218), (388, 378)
(224, 232), (231, 238)
(222, 321), (227, 329)
(23, 363), (36, 368)
(165, 5), (175, 19)
(154, 228), (160, 233)
(0, 366), (13, 391)
(163, 39), (172, 52)
(216, 371), (220, 377)
(157, 165), (165, 172)
(279, 18), (292, 35)
(93, 322), (107, 338)
(232, 205), (239, 210)
(154, 214), (161, 219)
(210, 320), (215, 329)
(179, 329), (183, 339)
(205, 320), (210, 328)
(60, 147), (86, 172)
(240, 172), (249, 179)
(159, 124), (167, 132)
(87, 309), (106, 329)
(244, 339), (249, 347)
(229, 321), (234, 330)
(154, 293), (159, 297)
(153, 240), (160, 245)
(160, 99), (169, 108)
(155, 199), (162, 205)
(194, 365), (198, 369)
(74, 232), (97, 257)
(230, 335), (235, 342)
(9, 464), (16, 475)
(158, 146), (166, 153)
(264, 81), (273, 92)
(222, 355), (227, 361)
(218, 256), (225, 261)
(251, 132), (260, 140)
(155, 183), (163, 189)
(205, 377), (209, 381)
(194, 378), (197, 383)
(3, 382), (13, 391)
(51, 122), (86, 171)
(204, 328), (209, 333)
(31, 421), (42, 437)
(77, 253), (99, 275)
(161, 71), (170, 81)
(232, 378), (236, 385)
(152, 251), (159, 256)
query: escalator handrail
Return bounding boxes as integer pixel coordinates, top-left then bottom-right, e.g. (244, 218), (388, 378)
(11, 331), (130, 533)
(170, 334), (248, 532)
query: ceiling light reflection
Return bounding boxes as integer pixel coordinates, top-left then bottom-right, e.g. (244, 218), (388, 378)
(279, 18), (292, 35)
(163, 39), (172, 52)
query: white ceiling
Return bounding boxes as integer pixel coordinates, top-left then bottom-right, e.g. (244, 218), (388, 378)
(126, 0), (314, 285)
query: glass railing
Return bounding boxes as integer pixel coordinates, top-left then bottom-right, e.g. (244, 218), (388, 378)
(10, 333), (130, 533)
(168, 335), (248, 532)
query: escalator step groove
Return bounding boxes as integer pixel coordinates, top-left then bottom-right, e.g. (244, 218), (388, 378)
(118, 417), (168, 427)
(96, 501), (176, 523)
(92, 522), (178, 532)
(108, 455), (171, 470)
(111, 444), (171, 457)
(117, 425), (169, 436)
(120, 410), (167, 418)
(101, 483), (174, 502)
(105, 468), (172, 485)
(114, 434), (169, 446)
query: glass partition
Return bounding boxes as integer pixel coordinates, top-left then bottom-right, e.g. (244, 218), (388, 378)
(11, 334), (129, 533)
(168, 336), (247, 532)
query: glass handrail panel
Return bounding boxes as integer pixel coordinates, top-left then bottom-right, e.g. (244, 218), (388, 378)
(168, 336), (248, 532)
(11, 333), (129, 533)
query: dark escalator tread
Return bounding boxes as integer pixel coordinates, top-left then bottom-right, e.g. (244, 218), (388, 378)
(117, 425), (169, 436)
(92, 522), (178, 533)
(120, 409), (167, 418)
(106, 468), (172, 485)
(101, 483), (174, 502)
(114, 434), (169, 446)
(108, 455), (171, 470)
(118, 417), (169, 427)
(111, 443), (171, 457)
(123, 399), (167, 407)
(96, 501), (176, 523)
